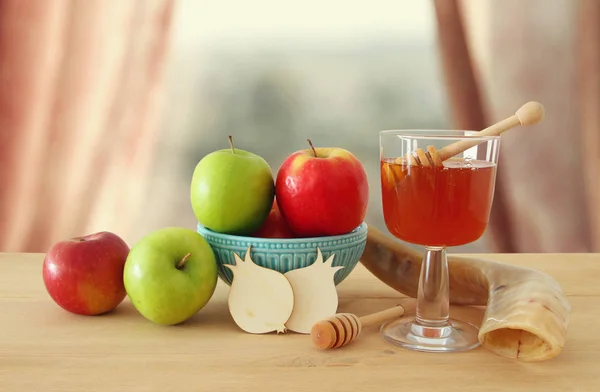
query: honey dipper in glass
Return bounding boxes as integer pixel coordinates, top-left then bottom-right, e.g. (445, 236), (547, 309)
(378, 101), (545, 353)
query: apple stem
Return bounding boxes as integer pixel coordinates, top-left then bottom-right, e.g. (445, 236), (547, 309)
(177, 253), (191, 269)
(228, 135), (235, 154)
(306, 138), (317, 157)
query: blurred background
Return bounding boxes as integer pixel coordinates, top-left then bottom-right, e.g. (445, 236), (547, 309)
(1, 0), (598, 254)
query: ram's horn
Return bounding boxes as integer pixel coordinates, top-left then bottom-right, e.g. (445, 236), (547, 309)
(360, 226), (571, 361)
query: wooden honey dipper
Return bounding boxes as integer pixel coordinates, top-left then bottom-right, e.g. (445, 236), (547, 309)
(310, 299), (417, 349)
(405, 101), (545, 167)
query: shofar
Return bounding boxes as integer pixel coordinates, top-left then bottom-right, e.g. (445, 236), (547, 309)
(360, 226), (571, 361)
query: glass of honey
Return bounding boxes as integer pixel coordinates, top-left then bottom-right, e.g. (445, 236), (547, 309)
(379, 129), (500, 353)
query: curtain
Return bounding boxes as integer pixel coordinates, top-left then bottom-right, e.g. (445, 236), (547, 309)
(0, 0), (175, 252)
(435, 0), (599, 252)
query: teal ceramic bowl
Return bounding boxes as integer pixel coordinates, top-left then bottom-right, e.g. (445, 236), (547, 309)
(196, 222), (368, 286)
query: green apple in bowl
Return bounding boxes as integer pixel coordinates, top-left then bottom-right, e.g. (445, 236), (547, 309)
(190, 136), (275, 235)
(123, 227), (218, 325)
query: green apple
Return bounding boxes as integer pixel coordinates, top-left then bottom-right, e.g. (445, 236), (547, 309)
(190, 136), (275, 235)
(123, 227), (218, 325)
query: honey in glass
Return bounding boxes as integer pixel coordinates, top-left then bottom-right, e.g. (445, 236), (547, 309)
(380, 157), (497, 247)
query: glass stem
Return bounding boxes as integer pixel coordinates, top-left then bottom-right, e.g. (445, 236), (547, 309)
(415, 247), (450, 327)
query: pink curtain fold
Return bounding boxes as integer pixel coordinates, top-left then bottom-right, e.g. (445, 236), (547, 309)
(578, 0), (600, 250)
(432, 0), (516, 253)
(442, 0), (599, 252)
(0, 0), (174, 252)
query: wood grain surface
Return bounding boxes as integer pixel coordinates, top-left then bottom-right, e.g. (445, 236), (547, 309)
(0, 253), (598, 391)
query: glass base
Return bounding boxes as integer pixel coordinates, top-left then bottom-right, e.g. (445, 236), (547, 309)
(380, 317), (480, 353)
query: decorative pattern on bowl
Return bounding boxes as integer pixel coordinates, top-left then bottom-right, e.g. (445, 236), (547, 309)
(196, 222), (368, 286)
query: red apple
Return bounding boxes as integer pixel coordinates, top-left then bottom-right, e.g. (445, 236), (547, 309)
(252, 198), (296, 238)
(42, 231), (130, 315)
(275, 140), (369, 237)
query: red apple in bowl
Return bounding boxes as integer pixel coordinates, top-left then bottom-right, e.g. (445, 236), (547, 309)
(275, 140), (369, 237)
(42, 231), (130, 315)
(252, 198), (296, 238)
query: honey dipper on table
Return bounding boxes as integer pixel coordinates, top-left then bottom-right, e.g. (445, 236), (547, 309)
(310, 299), (417, 349)
(406, 101), (545, 167)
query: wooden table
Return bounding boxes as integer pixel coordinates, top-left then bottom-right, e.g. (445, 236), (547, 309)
(1, 252), (598, 391)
